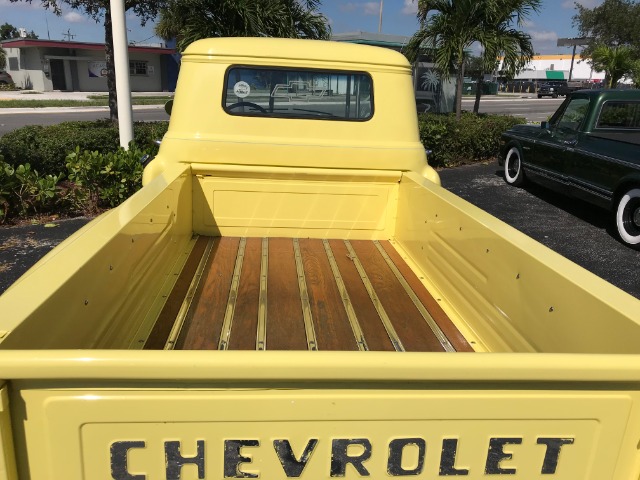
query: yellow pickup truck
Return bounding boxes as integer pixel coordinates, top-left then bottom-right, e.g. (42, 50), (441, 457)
(0, 37), (639, 479)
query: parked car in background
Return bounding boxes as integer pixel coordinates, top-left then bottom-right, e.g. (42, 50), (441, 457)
(499, 89), (640, 248)
(557, 80), (592, 96)
(0, 71), (13, 85)
(536, 80), (566, 98)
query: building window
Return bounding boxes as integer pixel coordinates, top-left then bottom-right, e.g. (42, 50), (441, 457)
(129, 61), (148, 76)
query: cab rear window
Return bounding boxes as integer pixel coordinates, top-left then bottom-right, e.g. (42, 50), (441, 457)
(597, 101), (640, 129)
(223, 66), (373, 121)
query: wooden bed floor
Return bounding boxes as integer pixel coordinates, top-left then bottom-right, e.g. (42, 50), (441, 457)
(145, 237), (473, 352)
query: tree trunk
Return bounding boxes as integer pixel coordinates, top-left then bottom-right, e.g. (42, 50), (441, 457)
(455, 59), (465, 121)
(104, 6), (118, 122)
(473, 71), (483, 114)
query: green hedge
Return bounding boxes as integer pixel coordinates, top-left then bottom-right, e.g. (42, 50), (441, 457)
(0, 114), (524, 223)
(0, 146), (146, 222)
(419, 112), (526, 168)
(0, 120), (167, 223)
(0, 120), (168, 176)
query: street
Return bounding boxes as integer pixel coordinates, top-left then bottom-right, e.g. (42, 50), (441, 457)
(461, 95), (564, 122)
(0, 95), (562, 138)
(0, 106), (169, 136)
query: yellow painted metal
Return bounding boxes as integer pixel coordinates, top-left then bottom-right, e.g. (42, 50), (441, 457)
(192, 164), (400, 239)
(1, 37), (640, 479)
(0, 163), (193, 349)
(5, 351), (640, 479)
(394, 171), (640, 353)
(2, 350), (640, 382)
(0, 385), (17, 480)
(143, 38), (438, 186)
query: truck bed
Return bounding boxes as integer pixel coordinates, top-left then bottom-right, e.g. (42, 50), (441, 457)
(145, 237), (473, 352)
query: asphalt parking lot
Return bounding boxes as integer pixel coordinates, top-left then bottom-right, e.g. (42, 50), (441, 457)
(1, 162), (639, 299)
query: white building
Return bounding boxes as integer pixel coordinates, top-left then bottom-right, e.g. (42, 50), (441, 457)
(501, 54), (605, 83)
(0, 38), (178, 92)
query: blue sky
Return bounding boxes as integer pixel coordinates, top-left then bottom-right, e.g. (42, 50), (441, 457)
(0, 0), (602, 54)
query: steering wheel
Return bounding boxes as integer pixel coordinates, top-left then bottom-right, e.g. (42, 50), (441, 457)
(227, 101), (267, 113)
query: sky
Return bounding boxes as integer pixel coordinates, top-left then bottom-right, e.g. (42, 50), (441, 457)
(0, 0), (603, 55)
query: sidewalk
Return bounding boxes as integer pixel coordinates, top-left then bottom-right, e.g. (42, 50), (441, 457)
(0, 90), (171, 114)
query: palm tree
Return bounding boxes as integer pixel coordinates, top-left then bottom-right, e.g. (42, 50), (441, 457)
(477, 3), (539, 113)
(589, 43), (637, 88)
(406, 0), (540, 120)
(155, 0), (330, 53)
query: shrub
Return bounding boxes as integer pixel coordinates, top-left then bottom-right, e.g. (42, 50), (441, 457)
(0, 146), (147, 223)
(65, 146), (145, 214)
(418, 112), (526, 168)
(0, 160), (64, 220)
(0, 120), (168, 176)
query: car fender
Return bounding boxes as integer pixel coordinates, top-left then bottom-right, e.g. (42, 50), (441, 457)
(499, 137), (526, 166)
(612, 173), (640, 209)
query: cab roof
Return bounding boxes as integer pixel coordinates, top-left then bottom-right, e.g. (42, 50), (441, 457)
(574, 89), (640, 100)
(182, 37), (411, 69)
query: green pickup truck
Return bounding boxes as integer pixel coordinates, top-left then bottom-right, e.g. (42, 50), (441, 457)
(500, 89), (640, 247)
(0, 39), (639, 479)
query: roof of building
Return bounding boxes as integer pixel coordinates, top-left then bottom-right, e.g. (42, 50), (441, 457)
(0, 37), (174, 55)
(531, 54), (576, 60)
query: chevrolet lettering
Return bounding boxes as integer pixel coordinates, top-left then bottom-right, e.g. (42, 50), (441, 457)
(110, 436), (575, 479)
(0, 37), (638, 480)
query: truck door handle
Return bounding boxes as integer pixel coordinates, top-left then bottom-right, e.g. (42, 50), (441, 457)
(563, 139), (577, 146)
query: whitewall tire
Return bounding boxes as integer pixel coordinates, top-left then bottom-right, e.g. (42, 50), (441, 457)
(504, 146), (525, 186)
(615, 187), (640, 247)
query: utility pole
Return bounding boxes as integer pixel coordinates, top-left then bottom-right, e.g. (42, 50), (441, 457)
(378, 0), (383, 33)
(45, 12), (51, 40)
(62, 29), (76, 41)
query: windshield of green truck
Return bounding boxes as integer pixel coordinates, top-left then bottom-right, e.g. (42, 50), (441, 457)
(223, 66), (373, 121)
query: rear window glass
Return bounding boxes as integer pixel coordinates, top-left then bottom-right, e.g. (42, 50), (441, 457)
(223, 67), (373, 121)
(597, 101), (640, 129)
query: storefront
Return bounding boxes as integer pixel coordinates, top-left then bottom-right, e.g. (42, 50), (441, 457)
(0, 38), (177, 92)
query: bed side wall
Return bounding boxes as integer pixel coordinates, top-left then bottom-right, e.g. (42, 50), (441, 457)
(0, 164), (193, 350)
(394, 171), (640, 353)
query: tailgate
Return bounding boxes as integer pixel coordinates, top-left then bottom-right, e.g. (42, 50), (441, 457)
(5, 351), (640, 479)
